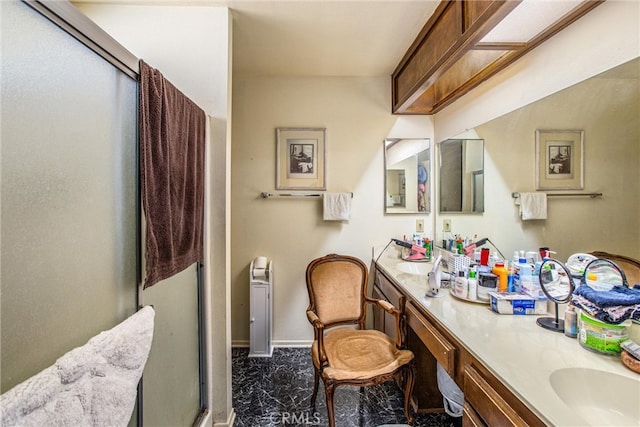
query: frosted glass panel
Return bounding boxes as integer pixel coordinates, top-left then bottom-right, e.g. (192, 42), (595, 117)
(1, 0), (137, 394)
(140, 266), (201, 426)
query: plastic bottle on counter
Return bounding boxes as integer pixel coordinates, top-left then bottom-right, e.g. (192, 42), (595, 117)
(455, 271), (468, 299)
(564, 305), (577, 338)
(467, 267), (478, 301)
(424, 238), (432, 261)
(489, 252), (500, 268)
(480, 248), (490, 266)
(492, 262), (508, 293)
(507, 263), (516, 292)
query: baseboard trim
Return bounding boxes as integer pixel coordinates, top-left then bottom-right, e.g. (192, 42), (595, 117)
(273, 340), (313, 348)
(212, 408), (235, 427)
(232, 340), (312, 348)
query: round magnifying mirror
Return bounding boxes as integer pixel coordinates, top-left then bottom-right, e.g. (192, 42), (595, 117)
(583, 258), (627, 291)
(537, 259), (575, 332)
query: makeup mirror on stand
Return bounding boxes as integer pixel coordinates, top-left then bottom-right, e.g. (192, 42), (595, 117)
(583, 258), (627, 290)
(537, 259), (576, 332)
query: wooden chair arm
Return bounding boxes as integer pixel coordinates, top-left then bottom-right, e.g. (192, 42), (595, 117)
(366, 297), (407, 349)
(306, 309), (328, 366)
(306, 309), (323, 328)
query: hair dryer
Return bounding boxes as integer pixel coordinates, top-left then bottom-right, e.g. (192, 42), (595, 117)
(427, 255), (444, 298)
(391, 238), (426, 254)
(463, 237), (488, 257)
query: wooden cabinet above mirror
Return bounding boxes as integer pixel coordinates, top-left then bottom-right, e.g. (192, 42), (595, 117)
(391, 0), (603, 115)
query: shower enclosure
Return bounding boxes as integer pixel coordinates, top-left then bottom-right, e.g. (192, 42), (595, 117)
(0, 1), (206, 425)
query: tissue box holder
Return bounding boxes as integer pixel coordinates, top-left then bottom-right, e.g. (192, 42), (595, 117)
(489, 292), (547, 315)
(445, 253), (473, 275)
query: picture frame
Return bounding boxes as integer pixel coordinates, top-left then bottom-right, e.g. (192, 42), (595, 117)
(276, 127), (326, 190)
(535, 130), (584, 190)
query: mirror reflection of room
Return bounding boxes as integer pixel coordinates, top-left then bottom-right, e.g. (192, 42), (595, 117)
(384, 138), (430, 214)
(435, 57), (638, 259)
(385, 169), (405, 207)
(438, 138), (484, 213)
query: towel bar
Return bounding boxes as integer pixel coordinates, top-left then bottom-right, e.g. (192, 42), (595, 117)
(511, 192), (602, 199)
(260, 192), (353, 198)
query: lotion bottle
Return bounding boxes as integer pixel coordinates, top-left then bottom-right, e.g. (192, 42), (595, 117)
(467, 267), (478, 301)
(455, 271), (468, 299)
(564, 305), (577, 338)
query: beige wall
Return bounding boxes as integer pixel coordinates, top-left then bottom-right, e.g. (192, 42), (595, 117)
(231, 76), (432, 345)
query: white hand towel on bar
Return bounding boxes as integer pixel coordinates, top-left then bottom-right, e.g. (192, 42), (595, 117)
(519, 192), (547, 220)
(323, 193), (351, 221)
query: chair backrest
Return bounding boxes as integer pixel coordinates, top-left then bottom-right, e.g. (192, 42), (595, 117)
(306, 254), (368, 328)
(590, 251), (640, 286)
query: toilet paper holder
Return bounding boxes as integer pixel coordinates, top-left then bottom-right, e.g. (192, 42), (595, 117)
(251, 257), (271, 280)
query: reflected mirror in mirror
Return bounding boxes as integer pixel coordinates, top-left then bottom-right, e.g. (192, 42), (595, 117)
(439, 139), (484, 213)
(538, 259), (576, 332)
(384, 138), (430, 214)
(583, 258), (627, 291)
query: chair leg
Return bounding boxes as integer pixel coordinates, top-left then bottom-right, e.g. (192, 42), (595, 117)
(324, 380), (336, 427)
(311, 367), (320, 407)
(403, 363), (416, 425)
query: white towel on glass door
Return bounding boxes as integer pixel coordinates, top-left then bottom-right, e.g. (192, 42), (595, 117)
(323, 193), (351, 221)
(519, 192), (547, 220)
(0, 306), (155, 427)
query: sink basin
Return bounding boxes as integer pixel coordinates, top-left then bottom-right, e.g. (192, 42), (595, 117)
(395, 262), (430, 275)
(549, 367), (640, 426)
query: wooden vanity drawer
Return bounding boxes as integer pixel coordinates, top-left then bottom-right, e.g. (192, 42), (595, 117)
(462, 401), (486, 427)
(464, 364), (528, 427)
(406, 301), (456, 376)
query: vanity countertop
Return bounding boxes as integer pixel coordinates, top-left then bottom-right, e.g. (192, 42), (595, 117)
(374, 247), (640, 427)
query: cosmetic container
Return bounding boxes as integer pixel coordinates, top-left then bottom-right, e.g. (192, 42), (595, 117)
(564, 305), (577, 338)
(467, 268), (478, 301)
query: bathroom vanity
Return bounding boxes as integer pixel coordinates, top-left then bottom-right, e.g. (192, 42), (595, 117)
(373, 247), (640, 426)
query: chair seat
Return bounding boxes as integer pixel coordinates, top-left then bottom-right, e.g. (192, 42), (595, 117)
(312, 328), (414, 381)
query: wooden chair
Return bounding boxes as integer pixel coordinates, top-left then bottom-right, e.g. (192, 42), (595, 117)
(589, 251), (640, 286)
(305, 254), (415, 426)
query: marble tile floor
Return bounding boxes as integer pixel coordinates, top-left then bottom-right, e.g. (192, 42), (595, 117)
(232, 347), (461, 427)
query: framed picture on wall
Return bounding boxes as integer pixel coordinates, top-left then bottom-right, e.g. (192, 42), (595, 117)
(276, 127), (326, 190)
(535, 130), (584, 190)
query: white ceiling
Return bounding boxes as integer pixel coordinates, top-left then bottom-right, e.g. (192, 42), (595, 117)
(228, 1), (439, 77)
(74, 0), (440, 77)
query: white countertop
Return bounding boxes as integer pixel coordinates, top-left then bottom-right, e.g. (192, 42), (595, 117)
(374, 246), (640, 427)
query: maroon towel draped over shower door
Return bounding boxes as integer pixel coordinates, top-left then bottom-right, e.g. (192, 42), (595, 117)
(139, 60), (205, 289)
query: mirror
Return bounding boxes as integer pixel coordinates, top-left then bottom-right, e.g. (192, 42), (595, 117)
(433, 58), (638, 259)
(537, 259), (575, 332)
(438, 139), (484, 213)
(384, 138), (430, 214)
(583, 258), (627, 291)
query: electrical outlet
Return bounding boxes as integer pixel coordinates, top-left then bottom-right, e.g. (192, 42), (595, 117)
(443, 219), (452, 232)
(416, 219), (424, 233)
